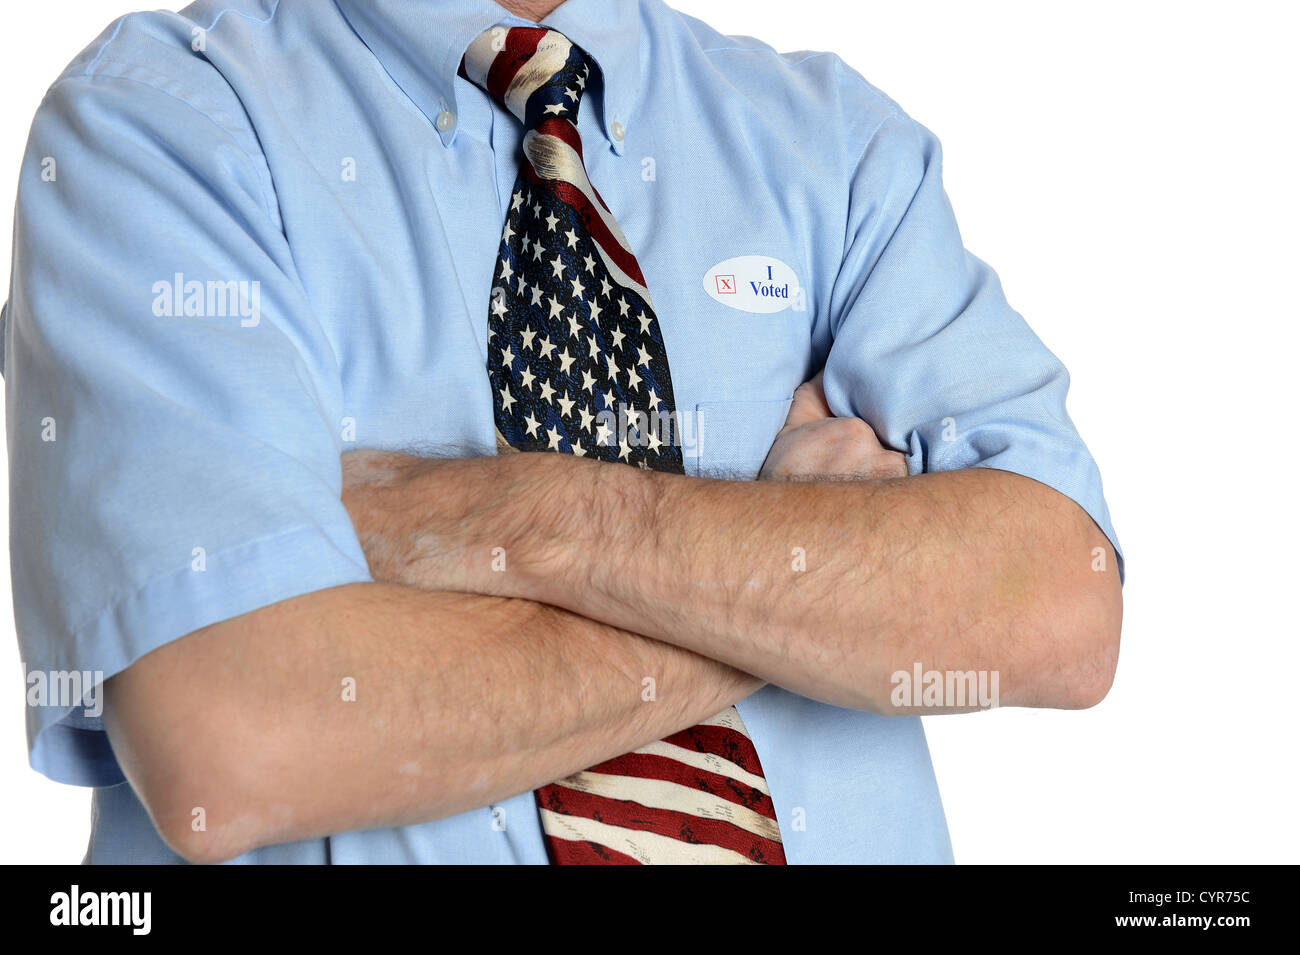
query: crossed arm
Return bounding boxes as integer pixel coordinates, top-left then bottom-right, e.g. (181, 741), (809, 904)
(104, 376), (1120, 862)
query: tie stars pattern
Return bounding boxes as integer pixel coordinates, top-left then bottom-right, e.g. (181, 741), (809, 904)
(487, 181), (679, 471)
(461, 24), (681, 473)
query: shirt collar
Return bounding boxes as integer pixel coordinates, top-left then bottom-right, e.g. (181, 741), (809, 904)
(334, 0), (642, 152)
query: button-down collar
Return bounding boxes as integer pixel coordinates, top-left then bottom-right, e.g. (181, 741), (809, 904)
(334, 0), (641, 151)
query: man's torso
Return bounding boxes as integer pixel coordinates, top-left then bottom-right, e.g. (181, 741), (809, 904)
(71, 0), (951, 863)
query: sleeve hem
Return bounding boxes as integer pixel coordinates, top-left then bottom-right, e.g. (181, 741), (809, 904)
(909, 428), (1125, 585)
(26, 522), (372, 787)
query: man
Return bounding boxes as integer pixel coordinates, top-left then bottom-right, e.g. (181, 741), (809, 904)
(2, 0), (1122, 864)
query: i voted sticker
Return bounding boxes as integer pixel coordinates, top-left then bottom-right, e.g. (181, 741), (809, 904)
(702, 255), (801, 314)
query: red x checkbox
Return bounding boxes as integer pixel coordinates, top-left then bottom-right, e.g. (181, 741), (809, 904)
(715, 274), (737, 294)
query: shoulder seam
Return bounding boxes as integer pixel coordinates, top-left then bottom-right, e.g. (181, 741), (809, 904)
(79, 15), (130, 78)
(699, 45), (831, 65)
(197, 0), (284, 34)
(700, 43), (906, 125)
(79, 0), (284, 79)
(836, 49), (906, 181)
(831, 56), (904, 124)
(43, 72), (278, 226)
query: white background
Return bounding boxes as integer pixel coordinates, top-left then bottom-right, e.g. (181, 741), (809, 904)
(2, 0), (1296, 864)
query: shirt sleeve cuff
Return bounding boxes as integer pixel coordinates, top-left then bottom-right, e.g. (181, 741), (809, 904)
(26, 523), (372, 787)
(911, 433), (1126, 586)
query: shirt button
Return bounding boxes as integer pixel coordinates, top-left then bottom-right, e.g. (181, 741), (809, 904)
(611, 121), (626, 141)
(435, 110), (456, 132)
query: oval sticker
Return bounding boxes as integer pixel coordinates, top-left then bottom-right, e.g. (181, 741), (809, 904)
(702, 255), (801, 314)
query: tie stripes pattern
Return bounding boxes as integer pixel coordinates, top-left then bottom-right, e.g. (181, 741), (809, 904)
(538, 710), (786, 865)
(463, 25), (785, 865)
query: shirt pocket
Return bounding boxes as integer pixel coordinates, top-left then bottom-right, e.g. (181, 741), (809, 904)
(690, 398), (793, 480)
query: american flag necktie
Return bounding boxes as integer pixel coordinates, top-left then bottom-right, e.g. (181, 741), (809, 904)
(462, 26), (786, 865)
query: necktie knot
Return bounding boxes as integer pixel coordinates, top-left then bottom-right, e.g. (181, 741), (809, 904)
(462, 26), (593, 130)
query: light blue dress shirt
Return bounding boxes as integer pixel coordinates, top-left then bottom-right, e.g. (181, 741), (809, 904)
(2, 0), (1121, 864)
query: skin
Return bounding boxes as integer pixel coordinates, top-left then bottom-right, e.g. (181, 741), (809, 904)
(343, 374), (1119, 713)
(503, 0), (568, 21)
(101, 0), (1122, 863)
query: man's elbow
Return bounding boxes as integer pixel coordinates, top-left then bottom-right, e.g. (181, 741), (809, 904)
(147, 757), (261, 865)
(129, 724), (270, 864)
(1041, 549), (1123, 710)
(106, 669), (273, 865)
(155, 807), (239, 866)
(1061, 592), (1122, 710)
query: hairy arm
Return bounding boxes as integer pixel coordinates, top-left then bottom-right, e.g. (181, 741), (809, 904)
(104, 581), (757, 863)
(350, 380), (1122, 714)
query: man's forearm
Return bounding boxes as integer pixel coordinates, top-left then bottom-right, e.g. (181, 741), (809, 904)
(105, 582), (758, 863)
(560, 463), (1121, 711)
(353, 450), (1120, 713)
